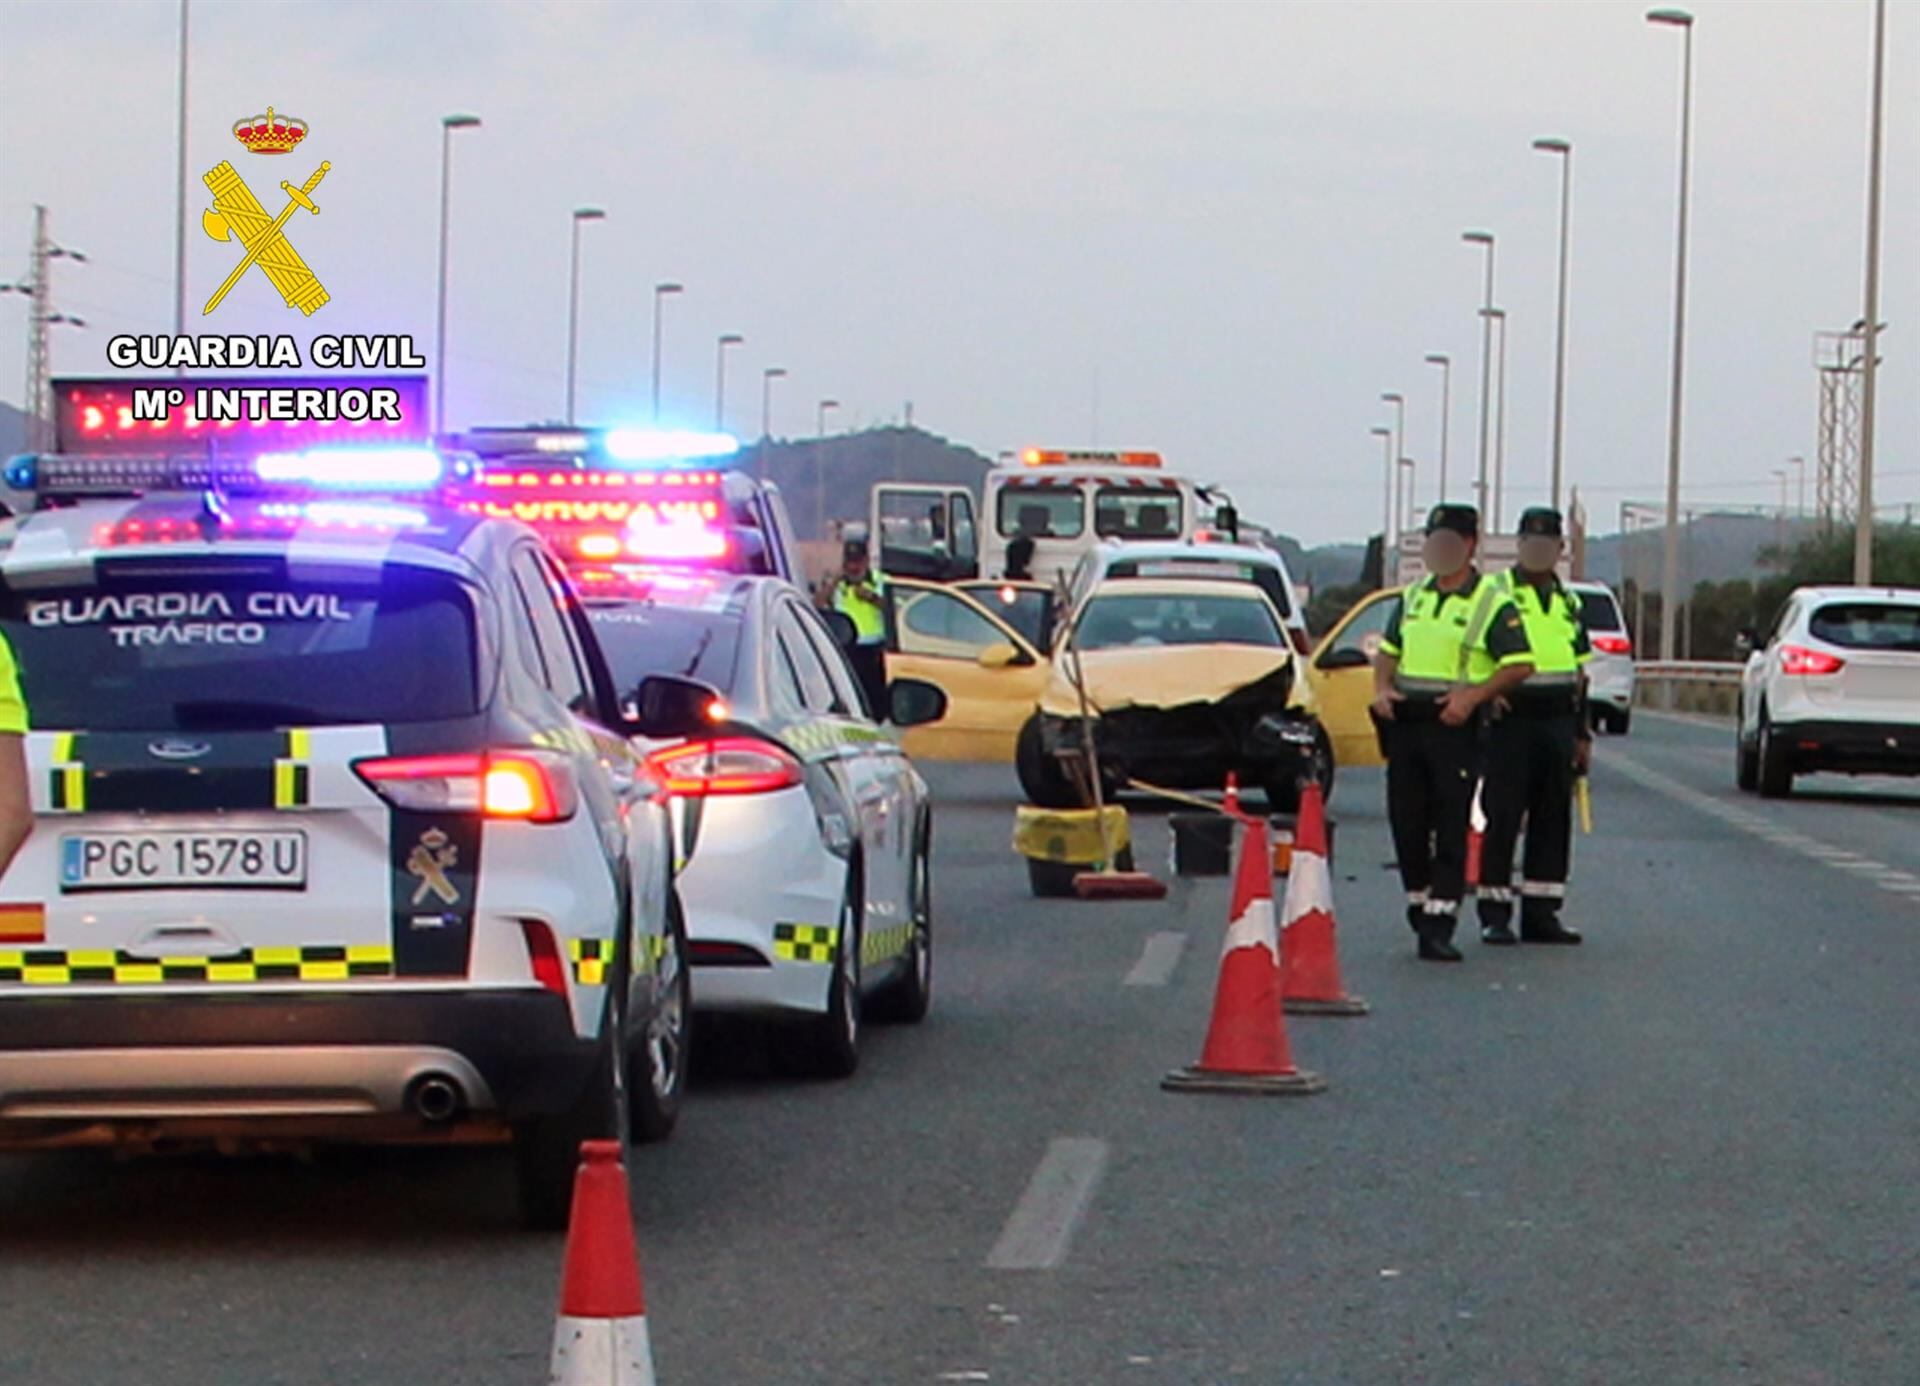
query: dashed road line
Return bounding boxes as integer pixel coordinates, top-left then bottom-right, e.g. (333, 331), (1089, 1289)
(1123, 932), (1187, 987)
(1604, 752), (1920, 908)
(987, 1138), (1109, 1271)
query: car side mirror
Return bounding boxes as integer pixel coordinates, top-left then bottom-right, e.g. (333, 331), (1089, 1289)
(1734, 628), (1757, 657)
(1215, 504), (1240, 542)
(1315, 646), (1372, 671)
(821, 610), (859, 649)
(630, 675), (726, 739)
(977, 641), (1020, 670)
(887, 677), (948, 728)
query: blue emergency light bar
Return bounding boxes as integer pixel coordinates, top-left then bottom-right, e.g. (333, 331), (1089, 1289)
(456, 426), (739, 468)
(4, 446), (464, 500)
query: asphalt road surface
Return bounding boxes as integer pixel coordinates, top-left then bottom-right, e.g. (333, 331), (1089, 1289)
(2, 710), (1916, 1384)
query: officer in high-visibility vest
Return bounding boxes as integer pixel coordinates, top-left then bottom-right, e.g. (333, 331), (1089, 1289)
(1372, 504), (1535, 962)
(831, 537), (889, 718)
(0, 630), (33, 878)
(1476, 506), (1591, 946)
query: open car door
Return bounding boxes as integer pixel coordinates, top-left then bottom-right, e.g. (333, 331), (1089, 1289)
(1304, 587), (1400, 770)
(885, 578), (1048, 762)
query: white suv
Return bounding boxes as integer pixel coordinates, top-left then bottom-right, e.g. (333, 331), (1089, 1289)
(1737, 585), (1920, 797)
(1569, 581), (1635, 734)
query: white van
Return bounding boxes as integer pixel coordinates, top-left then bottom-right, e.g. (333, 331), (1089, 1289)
(871, 450), (1204, 587)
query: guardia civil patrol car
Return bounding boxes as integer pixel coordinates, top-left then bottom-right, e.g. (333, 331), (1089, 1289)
(0, 445), (687, 1230)
(584, 568), (948, 1077)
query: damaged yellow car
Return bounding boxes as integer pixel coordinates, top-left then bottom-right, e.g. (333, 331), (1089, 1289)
(1014, 578), (1333, 811)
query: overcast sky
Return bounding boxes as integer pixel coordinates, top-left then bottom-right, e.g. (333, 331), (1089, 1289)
(2, 0), (1912, 544)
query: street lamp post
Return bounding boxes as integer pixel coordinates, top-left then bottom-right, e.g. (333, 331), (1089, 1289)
(650, 282), (683, 422)
(818, 398), (839, 438)
(1856, 0), (1888, 584)
(1480, 307), (1509, 532)
(1398, 456), (1417, 551)
(714, 333), (744, 430)
(1423, 353), (1451, 502)
(173, 0), (190, 340)
(1773, 467), (1790, 552)
(1462, 231), (1497, 522)
(1371, 426), (1394, 581)
(1381, 392), (1406, 551)
(564, 207), (606, 426)
(1788, 454), (1807, 519)
(1648, 7), (1696, 667)
(761, 366), (787, 440)
(1533, 137), (1574, 512)
(814, 400), (843, 542)
(434, 113), (481, 435)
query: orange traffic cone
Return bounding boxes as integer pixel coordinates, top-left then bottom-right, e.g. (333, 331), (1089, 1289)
(1279, 782), (1369, 1017)
(550, 1140), (658, 1386)
(1465, 778), (1486, 887)
(1163, 816), (1326, 1096)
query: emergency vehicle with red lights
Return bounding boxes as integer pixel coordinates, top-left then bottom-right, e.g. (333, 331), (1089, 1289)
(440, 425), (803, 589)
(0, 377), (687, 1231)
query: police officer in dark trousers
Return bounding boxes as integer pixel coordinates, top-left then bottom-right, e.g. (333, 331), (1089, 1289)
(1477, 506), (1591, 946)
(1372, 505), (1535, 962)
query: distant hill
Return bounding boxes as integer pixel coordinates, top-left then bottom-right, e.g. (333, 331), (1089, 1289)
(1580, 512), (1818, 589)
(741, 426), (994, 541)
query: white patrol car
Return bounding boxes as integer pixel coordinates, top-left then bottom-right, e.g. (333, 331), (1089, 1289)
(0, 448), (688, 1229)
(583, 569), (947, 1077)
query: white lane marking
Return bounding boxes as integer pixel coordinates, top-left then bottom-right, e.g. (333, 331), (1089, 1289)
(987, 1137), (1109, 1271)
(1605, 753), (1916, 901)
(1124, 931), (1187, 987)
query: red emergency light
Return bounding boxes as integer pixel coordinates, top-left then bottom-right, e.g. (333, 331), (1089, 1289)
(51, 376), (429, 455)
(445, 468), (730, 565)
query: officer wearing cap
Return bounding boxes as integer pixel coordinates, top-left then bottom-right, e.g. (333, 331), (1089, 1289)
(831, 537), (889, 716)
(1476, 506), (1590, 946)
(1372, 504), (1535, 961)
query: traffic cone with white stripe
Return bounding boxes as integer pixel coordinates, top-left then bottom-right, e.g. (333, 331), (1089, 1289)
(1163, 815), (1326, 1096)
(1278, 781), (1369, 1016)
(549, 1140), (657, 1386)
(1465, 778), (1486, 887)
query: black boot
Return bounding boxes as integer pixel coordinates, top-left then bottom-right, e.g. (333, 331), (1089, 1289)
(1480, 912), (1518, 946)
(1520, 904), (1582, 945)
(1417, 924), (1463, 962)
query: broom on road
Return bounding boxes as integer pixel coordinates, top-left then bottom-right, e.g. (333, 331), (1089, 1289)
(1063, 609), (1167, 902)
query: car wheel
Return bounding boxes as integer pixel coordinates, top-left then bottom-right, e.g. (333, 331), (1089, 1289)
(514, 969), (626, 1232)
(784, 874), (862, 1079)
(1016, 715), (1088, 809)
(872, 825), (933, 1024)
(629, 896), (690, 1144)
(1735, 721), (1760, 792)
(1757, 711), (1794, 798)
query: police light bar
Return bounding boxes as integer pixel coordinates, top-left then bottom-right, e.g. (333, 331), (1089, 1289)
(255, 446), (444, 489)
(458, 427), (595, 457)
(602, 429), (739, 465)
(5, 446), (458, 500)
(1018, 448), (1162, 468)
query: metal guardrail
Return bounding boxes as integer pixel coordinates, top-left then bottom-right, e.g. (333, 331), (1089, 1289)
(1632, 659), (1743, 714)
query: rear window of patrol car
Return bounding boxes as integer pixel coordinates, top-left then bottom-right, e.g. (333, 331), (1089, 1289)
(1577, 588), (1625, 633)
(1, 566), (482, 730)
(588, 605), (744, 696)
(1810, 601), (1920, 652)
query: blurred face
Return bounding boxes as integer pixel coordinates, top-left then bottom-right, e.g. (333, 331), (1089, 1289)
(1517, 534), (1562, 574)
(1422, 527), (1471, 577)
(845, 551), (870, 580)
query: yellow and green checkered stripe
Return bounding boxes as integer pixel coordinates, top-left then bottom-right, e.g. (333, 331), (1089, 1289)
(274, 728), (313, 809)
(568, 937), (613, 986)
(861, 923), (914, 967)
(48, 732), (85, 813)
(773, 923), (840, 964)
(0, 944), (395, 986)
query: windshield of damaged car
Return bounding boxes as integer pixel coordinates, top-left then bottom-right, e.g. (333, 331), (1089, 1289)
(1073, 592), (1284, 651)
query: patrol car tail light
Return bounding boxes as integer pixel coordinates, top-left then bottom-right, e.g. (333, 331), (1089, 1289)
(518, 919), (570, 997)
(643, 737), (803, 797)
(1778, 644), (1845, 677)
(353, 750), (578, 821)
(1591, 633), (1632, 656)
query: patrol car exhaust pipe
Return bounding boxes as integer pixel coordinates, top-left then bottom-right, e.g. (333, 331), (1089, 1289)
(407, 1074), (464, 1123)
